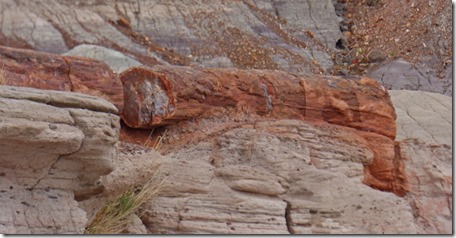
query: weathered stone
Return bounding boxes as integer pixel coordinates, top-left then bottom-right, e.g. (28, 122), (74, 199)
(0, 86), (120, 234)
(368, 59), (452, 96)
(120, 66), (396, 140)
(0, 0), (341, 74)
(389, 90), (451, 145)
(0, 46), (124, 112)
(367, 48), (387, 63)
(122, 214), (148, 234)
(63, 44), (143, 73)
(399, 139), (452, 234)
(108, 120), (419, 234)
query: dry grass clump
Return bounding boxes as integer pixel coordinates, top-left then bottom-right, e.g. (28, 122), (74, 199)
(0, 65), (6, 85)
(85, 169), (164, 234)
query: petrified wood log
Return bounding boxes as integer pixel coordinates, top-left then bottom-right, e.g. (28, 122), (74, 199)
(0, 46), (123, 112)
(120, 66), (396, 139)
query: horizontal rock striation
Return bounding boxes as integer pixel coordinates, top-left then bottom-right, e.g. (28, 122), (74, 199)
(113, 120), (418, 234)
(0, 0), (341, 74)
(0, 86), (119, 234)
(119, 66), (408, 196)
(0, 46), (124, 112)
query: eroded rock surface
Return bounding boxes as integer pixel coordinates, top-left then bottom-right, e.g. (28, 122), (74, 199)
(389, 90), (452, 145)
(63, 44), (143, 73)
(120, 66), (397, 139)
(368, 59), (452, 96)
(0, 0), (342, 74)
(399, 139), (452, 234)
(0, 46), (124, 111)
(0, 86), (119, 234)
(112, 120), (418, 234)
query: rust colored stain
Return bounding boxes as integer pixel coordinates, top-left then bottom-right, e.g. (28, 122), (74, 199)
(360, 132), (409, 196)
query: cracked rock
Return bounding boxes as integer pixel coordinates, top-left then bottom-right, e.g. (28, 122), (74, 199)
(0, 86), (120, 234)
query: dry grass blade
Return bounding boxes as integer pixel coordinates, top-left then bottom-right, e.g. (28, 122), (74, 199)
(0, 64), (6, 85)
(153, 129), (168, 150)
(85, 167), (165, 234)
(143, 128), (155, 147)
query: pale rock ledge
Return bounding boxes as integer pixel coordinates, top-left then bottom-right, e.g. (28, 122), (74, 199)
(0, 86), (119, 234)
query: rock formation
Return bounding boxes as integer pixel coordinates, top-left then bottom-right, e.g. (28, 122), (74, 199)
(0, 86), (119, 234)
(119, 66), (396, 138)
(93, 88), (452, 234)
(134, 120), (417, 234)
(0, 0), (450, 234)
(0, 45), (451, 233)
(0, 0), (341, 74)
(0, 46), (124, 111)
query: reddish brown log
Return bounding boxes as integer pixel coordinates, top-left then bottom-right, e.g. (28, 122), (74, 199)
(120, 65), (396, 139)
(0, 46), (124, 112)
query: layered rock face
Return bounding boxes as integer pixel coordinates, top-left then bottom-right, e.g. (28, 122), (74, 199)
(0, 0), (341, 74)
(0, 53), (451, 233)
(135, 120), (417, 234)
(0, 86), (119, 234)
(105, 88), (452, 234)
(119, 65), (408, 196)
(63, 44), (142, 73)
(111, 118), (453, 234)
(389, 90), (452, 234)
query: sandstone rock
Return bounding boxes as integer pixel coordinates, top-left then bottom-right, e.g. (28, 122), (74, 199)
(0, 46), (124, 112)
(111, 120), (419, 234)
(122, 214), (148, 234)
(120, 66), (396, 140)
(399, 139), (452, 234)
(0, 0), (341, 74)
(63, 44), (143, 73)
(119, 66), (404, 197)
(0, 86), (120, 234)
(389, 90), (452, 145)
(368, 59), (452, 96)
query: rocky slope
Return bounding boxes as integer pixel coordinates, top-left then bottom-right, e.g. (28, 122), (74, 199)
(0, 0), (451, 96)
(338, 0), (452, 95)
(0, 0), (342, 75)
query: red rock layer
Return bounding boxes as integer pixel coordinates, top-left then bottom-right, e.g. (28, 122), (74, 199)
(0, 46), (124, 111)
(120, 66), (396, 139)
(119, 66), (408, 196)
(360, 132), (408, 196)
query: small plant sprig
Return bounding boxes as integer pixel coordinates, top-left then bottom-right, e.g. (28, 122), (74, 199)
(85, 168), (164, 234)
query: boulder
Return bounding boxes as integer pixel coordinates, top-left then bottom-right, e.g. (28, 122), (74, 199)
(63, 44), (142, 73)
(120, 66), (396, 140)
(0, 86), (120, 234)
(0, 46), (124, 112)
(367, 48), (387, 63)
